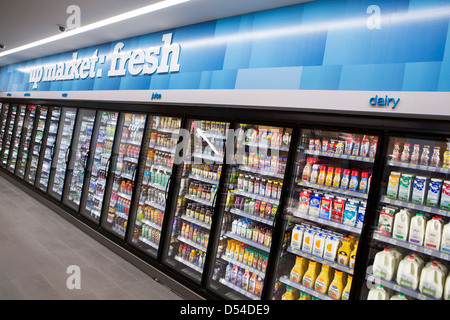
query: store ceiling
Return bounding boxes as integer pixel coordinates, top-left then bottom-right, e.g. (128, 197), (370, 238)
(0, 0), (312, 66)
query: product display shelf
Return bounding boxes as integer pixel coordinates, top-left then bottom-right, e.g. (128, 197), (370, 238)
(279, 276), (335, 300)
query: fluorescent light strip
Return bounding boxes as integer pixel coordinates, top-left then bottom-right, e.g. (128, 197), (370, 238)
(0, 0), (190, 58)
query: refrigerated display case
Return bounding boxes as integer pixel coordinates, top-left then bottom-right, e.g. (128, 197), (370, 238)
(62, 109), (96, 212)
(270, 129), (379, 300)
(26, 106), (48, 186)
(129, 115), (182, 258)
(101, 112), (147, 239)
(1, 104), (18, 167)
(15, 105), (36, 178)
(36, 107), (61, 192)
(80, 111), (118, 223)
(7, 105), (26, 172)
(163, 118), (230, 284)
(47, 107), (77, 201)
(0, 103), (9, 154)
(363, 134), (450, 300)
(207, 123), (293, 300)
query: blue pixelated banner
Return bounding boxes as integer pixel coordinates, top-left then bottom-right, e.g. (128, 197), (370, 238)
(1, 0), (450, 93)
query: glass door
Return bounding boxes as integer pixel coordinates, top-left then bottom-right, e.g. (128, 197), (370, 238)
(0, 103), (9, 154)
(270, 129), (379, 300)
(62, 109), (96, 212)
(129, 115), (182, 259)
(206, 123), (293, 300)
(101, 112), (147, 240)
(163, 118), (230, 285)
(362, 134), (450, 300)
(80, 111), (118, 223)
(15, 105), (37, 178)
(7, 105), (26, 173)
(26, 106), (48, 186)
(1, 104), (17, 167)
(36, 107), (61, 192)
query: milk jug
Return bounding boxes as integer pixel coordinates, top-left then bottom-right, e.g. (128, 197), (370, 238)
(441, 221), (450, 253)
(408, 213), (426, 246)
(392, 209), (411, 241)
(444, 273), (450, 300)
(390, 293), (408, 300)
(396, 255), (421, 290)
(290, 224), (303, 250)
(424, 216), (443, 250)
(387, 246), (402, 269)
(367, 285), (389, 300)
(419, 262), (445, 299)
(373, 248), (396, 281)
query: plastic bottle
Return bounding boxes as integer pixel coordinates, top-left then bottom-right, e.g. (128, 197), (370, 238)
(392, 209), (411, 241)
(441, 221), (450, 253)
(408, 213), (427, 246)
(431, 146), (441, 167)
(328, 270), (345, 300)
(317, 165), (327, 185)
(248, 272), (257, 294)
(340, 169), (351, 189)
(349, 240), (358, 269)
(359, 172), (369, 193)
(242, 269), (250, 291)
(396, 255), (421, 290)
(443, 147), (450, 169)
(290, 256), (307, 283)
(411, 144), (420, 164)
(444, 273), (450, 300)
(373, 248), (396, 281)
(390, 293), (408, 300)
(325, 167), (334, 186)
(314, 264), (331, 294)
(341, 274), (352, 300)
(225, 262), (232, 282)
(360, 135), (370, 157)
(337, 237), (353, 266)
(281, 286), (298, 300)
(333, 168), (342, 188)
(302, 260), (320, 288)
(421, 145), (430, 165)
(367, 285), (389, 300)
(419, 262), (445, 299)
(424, 216), (443, 250)
(401, 143), (410, 163)
(302, 158), (313, 181)
(349, 170), (359, 191)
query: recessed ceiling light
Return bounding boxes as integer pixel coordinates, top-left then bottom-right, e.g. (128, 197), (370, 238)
(0, 0), (191, 59)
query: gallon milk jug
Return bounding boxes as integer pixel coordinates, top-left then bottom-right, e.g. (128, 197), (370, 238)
(424, 216), (443, 250)
(373, 248), (396, 281)
(396, 255), (421, 290)
(444, 273), (450, 300)
(408, 213), (426, 246)
(367, 285), (389, 300)
(390, 293), (408, 300)
(392, 209), (411, 241)
(419, 262), (445, 299)
(440, 221), (450, 253)
(387, 246), (403, 269)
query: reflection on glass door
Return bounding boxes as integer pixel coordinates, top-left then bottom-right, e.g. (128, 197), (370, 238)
(48, 108), (77, 201)
(7, 105), (26, 172)
(15, 105), (37, 178)
(0, 103), (9, 154)
(130, 115), (182, 258)
(362, 135), (450, 300)
(270, 129), (378, 300)
(102, 113), (147, 239)
(80, 111), (118, 223)
(1, 104), (17, 167)
(62, 109), (96, 212)
(27, 107), (48, 186)
(164, 119), (229, 284)
(207, 123), (293, 300)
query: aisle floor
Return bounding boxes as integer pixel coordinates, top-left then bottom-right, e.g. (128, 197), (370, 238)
(0, 175), (184, 300)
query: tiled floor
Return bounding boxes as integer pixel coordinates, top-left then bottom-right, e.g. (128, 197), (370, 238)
(0, 175), (184, 300)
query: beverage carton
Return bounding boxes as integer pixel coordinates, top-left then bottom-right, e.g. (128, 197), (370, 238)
(412, 176), (428, 204)
(377, 206), (396, 237)
(386, 172), (401, 198)
(343, 200), (359, 227)
(319, 195), (333, 220)
(398, 174), (413, 201)
(298, 189), (312, 214)
(440, 180), (450, 210)
(427, 179), (443, 207)
(308, 193), (322, 217)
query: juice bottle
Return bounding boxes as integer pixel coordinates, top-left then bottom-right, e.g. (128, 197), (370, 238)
(341, 274), (353, 300)
(328, 270), (345, 300)
(255, 276), (263, 297)
(349, 240), (358, 269)
(443, 147), (450, 169)
(242, 269), (250, 291)
(317, 165), (327, 184)
(281, 286), (298, 300)
(298, 291), (311, 300)
(290, 256), (307, 283)
(337, 237), (353, 266)
(314, 264), (331, 294)
(302, 260), (320, 288)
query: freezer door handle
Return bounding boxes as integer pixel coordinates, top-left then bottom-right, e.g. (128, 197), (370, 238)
(83, 151), (90, 170)
(105, 158), (110, 178)
(51, 143), (55, 159)
(211, 190), (218, 210)
(165, 174), (173, 202)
